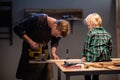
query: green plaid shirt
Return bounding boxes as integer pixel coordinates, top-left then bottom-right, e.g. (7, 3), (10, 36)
(82, 27), (112, 62)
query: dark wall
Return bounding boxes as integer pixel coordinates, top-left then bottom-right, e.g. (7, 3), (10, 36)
(0, 0), (117, 80)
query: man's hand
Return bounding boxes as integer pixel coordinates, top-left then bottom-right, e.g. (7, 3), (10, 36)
(51, 53), (59, 59)
(29, 41), (40, 50)
(23, 34), (40, 50)
(51, 47), (59, 59)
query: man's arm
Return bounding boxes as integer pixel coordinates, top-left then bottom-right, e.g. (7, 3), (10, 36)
(23, 34), (40, 50)
(51, 47), (59, 59)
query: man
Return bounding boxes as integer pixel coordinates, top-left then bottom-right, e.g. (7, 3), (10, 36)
(14, 13), (70, 80)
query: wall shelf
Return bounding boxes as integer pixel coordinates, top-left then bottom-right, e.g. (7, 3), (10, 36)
(24, 8), (83, 33)
(0, 1), (12, 45)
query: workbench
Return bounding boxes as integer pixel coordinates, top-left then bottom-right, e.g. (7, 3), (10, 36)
(29, 58), (120, 80)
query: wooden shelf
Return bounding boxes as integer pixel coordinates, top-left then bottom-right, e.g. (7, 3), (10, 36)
(24, 8), (83, 33)
(24, 8), (82, 19)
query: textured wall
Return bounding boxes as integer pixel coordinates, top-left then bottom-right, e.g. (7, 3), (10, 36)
(0, 0), (117, 80)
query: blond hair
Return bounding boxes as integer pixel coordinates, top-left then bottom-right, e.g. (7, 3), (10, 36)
(56, 20), (70, 37)
(84, 13), (102, 27)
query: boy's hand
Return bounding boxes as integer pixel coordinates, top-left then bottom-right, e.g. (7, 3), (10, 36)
(81, 57), (86, 62)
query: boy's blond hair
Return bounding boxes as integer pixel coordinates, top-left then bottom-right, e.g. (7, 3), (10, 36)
(84, 13), (102, 27)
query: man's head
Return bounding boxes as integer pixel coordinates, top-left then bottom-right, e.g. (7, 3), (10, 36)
(53, 19), (70, 38)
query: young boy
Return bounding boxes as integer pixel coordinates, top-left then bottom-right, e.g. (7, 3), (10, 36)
(82, 13), (112, 80)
